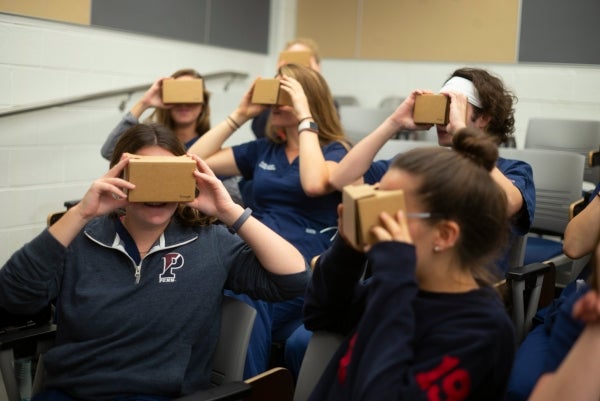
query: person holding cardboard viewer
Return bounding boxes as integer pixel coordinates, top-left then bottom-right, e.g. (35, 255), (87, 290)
(187, 63), (350, 379)
(303, 127), (516, 401)
(283, 68), (535, 377)
(329, 67), (535, 274)
(101, 68), (211, 160)
(0, 123), (309, 400)
(251, 37), (323, 140)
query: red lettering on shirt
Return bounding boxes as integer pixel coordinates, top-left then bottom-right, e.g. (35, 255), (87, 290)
(416, 355), (471, 401)
(337, 333), (357, 384)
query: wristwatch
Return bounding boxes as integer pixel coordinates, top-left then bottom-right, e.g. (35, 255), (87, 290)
(298, 119), (318, 133)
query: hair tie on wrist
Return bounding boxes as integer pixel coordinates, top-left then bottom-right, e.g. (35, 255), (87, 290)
(298, 116), (313, 124)
(227, 115), (241, 130)
(231, 207), (252, 232)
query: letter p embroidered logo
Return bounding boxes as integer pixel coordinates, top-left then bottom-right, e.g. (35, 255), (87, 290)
(159, 253), (184, 283)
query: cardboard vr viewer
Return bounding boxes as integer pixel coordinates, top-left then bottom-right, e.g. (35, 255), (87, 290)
(278, 50), (313, 67)
(125, 155), (197, 202)
(342, 184), (406, 248)
(251, 78), (293, 106)
(413, 94), (450, 125)
(162, 78), (204, 104)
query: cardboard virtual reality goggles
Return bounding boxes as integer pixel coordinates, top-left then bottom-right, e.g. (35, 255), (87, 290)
(125, 155), (197, 202)
(277, 50), (313, 67)
(162, 78), (204, 104)
(413, 94), (450, 125)
(342, 184), (406, 248)
(251, 78), (293, 106)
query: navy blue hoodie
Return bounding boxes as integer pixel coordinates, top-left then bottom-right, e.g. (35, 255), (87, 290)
(304, 237), (516, 401)
(0, 215), (309, 399)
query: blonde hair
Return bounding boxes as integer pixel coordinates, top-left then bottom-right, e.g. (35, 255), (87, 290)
(284, 38), (321, 65)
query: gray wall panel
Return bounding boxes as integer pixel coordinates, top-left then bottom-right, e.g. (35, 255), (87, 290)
(90, 0), (269, 54)
(208, 0), (270, 53)
(519, 0), (600, 64)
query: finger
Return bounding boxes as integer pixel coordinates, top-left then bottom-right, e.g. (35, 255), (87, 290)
(395, 210), (411, 238)
(370, 225), (392, 242)
(378, 211), (401, 237)
(189, 154), (216, 178)
(97, 178), (134, 199)
(106, 157), (130, 178)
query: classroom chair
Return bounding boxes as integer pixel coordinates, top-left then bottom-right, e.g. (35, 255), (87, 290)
(524, 117), (600, 185)
(338, 105), (392, 144)
(499, 148), (587, 285)
(177, 330), (345, 401)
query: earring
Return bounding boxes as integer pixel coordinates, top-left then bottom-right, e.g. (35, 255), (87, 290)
(433, 245), (441, 252)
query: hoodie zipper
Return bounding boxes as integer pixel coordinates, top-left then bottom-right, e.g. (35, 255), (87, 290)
(134, 263), (142, 284)
(85, 231), (198, 284)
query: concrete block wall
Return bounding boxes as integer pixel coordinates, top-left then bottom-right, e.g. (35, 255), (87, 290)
(2, 7), (600, 267)
(0, 13), (267, 264)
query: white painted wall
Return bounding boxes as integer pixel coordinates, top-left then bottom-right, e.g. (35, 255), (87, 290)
(321, 59), (600, 147)
(0, 12), (271, 265)
(2, 2), (600, 268)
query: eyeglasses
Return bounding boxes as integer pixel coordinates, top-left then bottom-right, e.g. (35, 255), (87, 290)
(405, 212), (444, 219)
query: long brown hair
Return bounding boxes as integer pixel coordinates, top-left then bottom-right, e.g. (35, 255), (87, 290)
(110, 123), (215, 226)
(390, 127), (509, 285)
(146, 68), (211, 138)
(267, 64), (350, 150)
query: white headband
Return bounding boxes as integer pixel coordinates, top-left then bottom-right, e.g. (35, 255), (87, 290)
(439, 76), (482, 108)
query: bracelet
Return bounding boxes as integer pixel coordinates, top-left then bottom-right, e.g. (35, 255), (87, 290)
(231, 207), (252, 232)
(298, 120), (318, 134)
(298, 116), (313, 124)
(226, 115), (241, 130)
(298, 128), (318, 135)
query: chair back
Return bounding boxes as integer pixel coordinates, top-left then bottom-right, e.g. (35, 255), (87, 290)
(374, 139), (438, 161)
(524, 118), (600, 183)
(499, 148), (584, 236)
(338, 106), (390, 144)
(293, 331), (344, 401)
(210, 296), (257, 386)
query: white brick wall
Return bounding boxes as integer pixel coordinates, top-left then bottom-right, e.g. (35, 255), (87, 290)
(0, 13), (267, 264)
(2, 9), (600, 266)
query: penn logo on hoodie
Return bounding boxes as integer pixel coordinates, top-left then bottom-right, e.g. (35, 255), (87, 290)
(159, 253), (184, 283)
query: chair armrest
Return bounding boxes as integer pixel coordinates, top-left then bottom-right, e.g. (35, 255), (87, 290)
(175, 367), (293, 401)
(506, 262), (550, 281)
(174, 381), (251, 401)
(0, 324), (56, 350)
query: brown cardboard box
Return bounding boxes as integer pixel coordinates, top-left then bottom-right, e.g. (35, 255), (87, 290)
(413, 94), (449, 125)
(342, 184), (406, 248)
(125, 155), (196, 202)
(251, 78), (293, 106)
(162, 78), (204, 104)
(278, 50), (313, 67)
